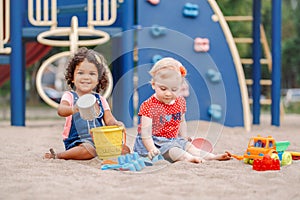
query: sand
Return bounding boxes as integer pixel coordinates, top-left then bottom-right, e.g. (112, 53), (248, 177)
(1, 114), (300, 200)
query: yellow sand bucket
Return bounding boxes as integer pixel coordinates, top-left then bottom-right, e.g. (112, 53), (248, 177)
(91, 125), (126, 159)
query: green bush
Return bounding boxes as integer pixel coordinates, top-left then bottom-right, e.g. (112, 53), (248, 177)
(284, 102), (300, 114)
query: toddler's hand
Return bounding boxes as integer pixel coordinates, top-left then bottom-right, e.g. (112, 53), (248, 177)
(148, 148), (160, 160)
(72, 104), (79, 114)
(115, 121), (125, 127)
(114, 121), (127, 136)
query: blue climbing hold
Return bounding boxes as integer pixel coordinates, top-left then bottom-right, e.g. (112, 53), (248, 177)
(183, 3), (199, 18)
(152, 54), (163, 64)
(208, 104), (222, 120)
(151, 24), (166, 37)
(206, 69), (222, 83)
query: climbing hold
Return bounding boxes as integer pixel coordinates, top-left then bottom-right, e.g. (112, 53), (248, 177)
(211, 14), (219, 22)
(151, 24), (166, 37)
(206, 69), (222, 83)
(208, 104), (222, 120)
(147, 0), (160, 6)
(152, 54), (163, 64)
(194, 37), (210, 52)
(183, 3), (199, 18)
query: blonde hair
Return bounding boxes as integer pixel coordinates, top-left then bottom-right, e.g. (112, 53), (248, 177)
(150, 57), (184, 78)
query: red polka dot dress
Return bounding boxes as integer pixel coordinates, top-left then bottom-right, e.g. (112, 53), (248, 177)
(137, 95), (186, 138)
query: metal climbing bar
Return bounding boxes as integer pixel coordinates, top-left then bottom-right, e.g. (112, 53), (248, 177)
(87, 0), (117, 27)
(28, 0), (117, 111)
(28, 0), (57, 28)
(271, 0), (282, 126)
(10, 0), (25, 126)
(252, 0), (262, 125)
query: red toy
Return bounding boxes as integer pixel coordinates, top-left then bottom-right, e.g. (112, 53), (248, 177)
(252, 154), (280, 171)
(191, 137), (214, 153)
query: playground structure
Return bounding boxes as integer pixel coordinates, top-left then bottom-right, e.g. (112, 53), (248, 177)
(29, 0), (116, 108)
(0, 0), (282, 131)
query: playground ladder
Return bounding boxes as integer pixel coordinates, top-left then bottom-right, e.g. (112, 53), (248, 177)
(224, 15), (273, 106)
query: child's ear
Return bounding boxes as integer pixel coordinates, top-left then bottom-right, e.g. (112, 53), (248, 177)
(151, 80), (155, 90)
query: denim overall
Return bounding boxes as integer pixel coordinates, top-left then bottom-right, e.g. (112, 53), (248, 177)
(63, 92), (104, 150)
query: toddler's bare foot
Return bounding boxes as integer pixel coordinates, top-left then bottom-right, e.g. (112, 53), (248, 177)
(214, 152), (231, 161)
(185, 155), (204, 164)
(44, 148), (56, 159)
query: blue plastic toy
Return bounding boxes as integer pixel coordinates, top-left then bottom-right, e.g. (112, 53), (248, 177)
(101, 152), (164, 172)
(208, 104), (222, 120)
(206, 69), (222, 83)
(152, 54), (163, 64)
(182, 3), (199, 18)
(151, 24), (166, 37)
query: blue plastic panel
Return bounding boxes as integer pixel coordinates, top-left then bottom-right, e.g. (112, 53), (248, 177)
(137, 0), (245, 127)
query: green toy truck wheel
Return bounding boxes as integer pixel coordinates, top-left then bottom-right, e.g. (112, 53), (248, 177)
(281, 152), (292, 166)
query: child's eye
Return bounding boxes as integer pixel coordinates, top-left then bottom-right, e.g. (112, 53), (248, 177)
(160, 87), (166, 91)
(172, 88), (179, 92)
(77, 71), (83, 75)
(90, 72), (97, 76)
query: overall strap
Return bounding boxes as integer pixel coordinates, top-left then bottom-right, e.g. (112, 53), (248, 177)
(94, 93), (104, 120)
(70, 91), (79, 105)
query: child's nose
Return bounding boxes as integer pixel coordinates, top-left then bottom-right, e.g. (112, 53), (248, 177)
(165, 90), (172, 96)
(83, 74), (90, 78)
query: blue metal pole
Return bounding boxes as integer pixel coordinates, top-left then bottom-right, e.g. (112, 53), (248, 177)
(10, 0), (25, 126)
(271, 0), (282, 126)
(112, 0), (134, 127)
(252, 0), (262, 125)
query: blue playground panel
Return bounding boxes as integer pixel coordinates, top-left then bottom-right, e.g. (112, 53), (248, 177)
(137, 0), (245, 127)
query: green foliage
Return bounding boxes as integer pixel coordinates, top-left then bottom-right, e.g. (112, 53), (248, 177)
(284, 102), (300, 114)
(281, 1), (300, 88)
(218, 0), (253, 16)
(0, 81), (10, 97)
(218, 0), (299, 89)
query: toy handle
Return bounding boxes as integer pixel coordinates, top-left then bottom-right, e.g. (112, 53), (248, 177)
(121, 126), (126, 145)
(121, 128), (131, 155)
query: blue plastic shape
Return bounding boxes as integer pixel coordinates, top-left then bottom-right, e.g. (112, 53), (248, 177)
(206, 69), (222, 83)
(152, 54), (163, 64)
(208, 104), (222, 120)
(151, 24), (166, 37)
(101, 152), (164, 171)
(183, 3), (199, 18)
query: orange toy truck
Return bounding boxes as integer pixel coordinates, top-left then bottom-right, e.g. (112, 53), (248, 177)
(232, 135), (293, 166)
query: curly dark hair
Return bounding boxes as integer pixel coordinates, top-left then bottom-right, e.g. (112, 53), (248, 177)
(65, 47), (109, 93)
